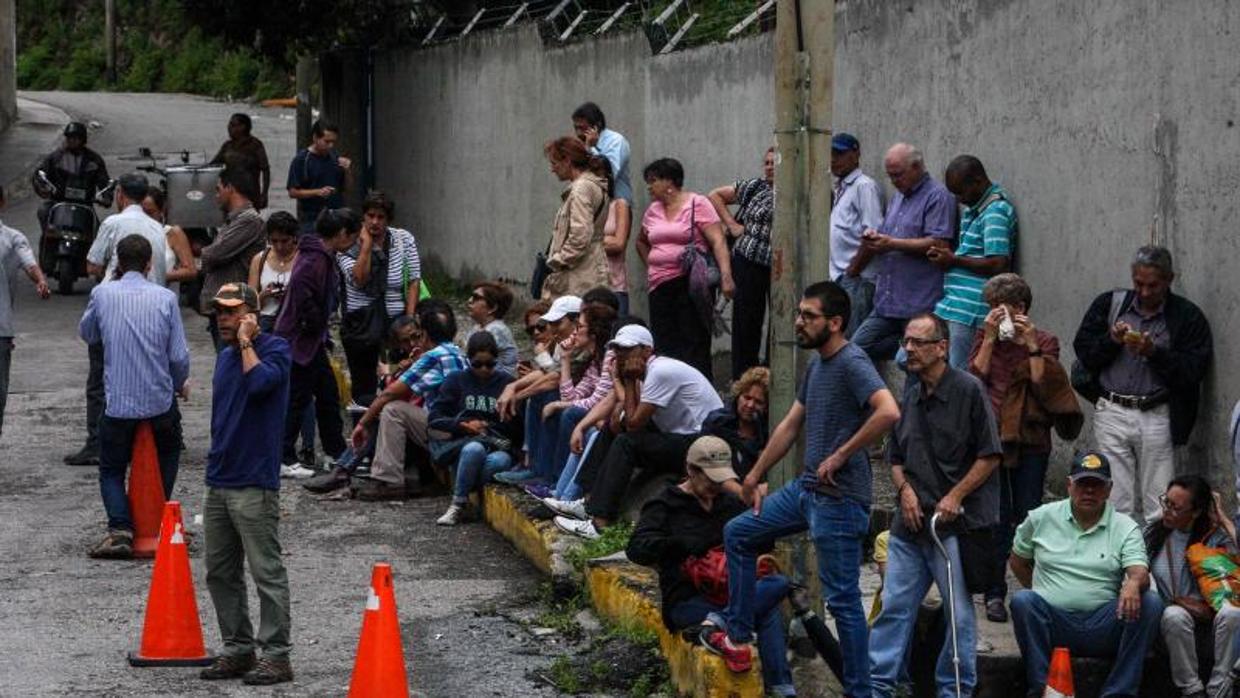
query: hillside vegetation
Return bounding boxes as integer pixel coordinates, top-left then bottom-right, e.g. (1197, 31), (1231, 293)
(16, 0), (291, 99)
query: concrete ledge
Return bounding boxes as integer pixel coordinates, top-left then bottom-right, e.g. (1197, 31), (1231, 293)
(586, 556), (764, 698)
(481, 485), (574, 580)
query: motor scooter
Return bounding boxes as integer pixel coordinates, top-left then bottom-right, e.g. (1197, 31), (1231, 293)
(35, 170), (116, 295)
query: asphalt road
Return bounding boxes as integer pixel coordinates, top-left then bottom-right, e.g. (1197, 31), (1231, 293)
(0, 92), (563, 697)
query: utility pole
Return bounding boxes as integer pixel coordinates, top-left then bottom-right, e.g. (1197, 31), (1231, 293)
(295, 56), (316, 149)
(768, 0), (834, 487)
(104, 0), (116, 83)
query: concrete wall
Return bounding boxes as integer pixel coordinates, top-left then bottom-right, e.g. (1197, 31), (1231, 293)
(370, 1), (1240, 489)
(0, 0), (16, 132)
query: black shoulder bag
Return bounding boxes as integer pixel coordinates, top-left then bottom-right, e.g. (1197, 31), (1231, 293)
(339, 237), (390, 345)
(910, 399), (994, 594)
(1069, 289), (1129, 403)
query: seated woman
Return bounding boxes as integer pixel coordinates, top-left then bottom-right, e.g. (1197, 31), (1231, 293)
(703, 366), (770, 483)
(1147, 475), (1240, 698)
(430, 332), (520, 526)
(463, 281), (518, 375)
(520, 303), (617, 499)
(626, 436), (796, 697)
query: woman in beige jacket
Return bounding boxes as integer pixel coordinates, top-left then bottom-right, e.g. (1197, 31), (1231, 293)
(541, 136), (611, 300)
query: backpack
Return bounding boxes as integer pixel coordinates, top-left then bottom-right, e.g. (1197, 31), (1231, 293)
(1069, 289), (1129, 403)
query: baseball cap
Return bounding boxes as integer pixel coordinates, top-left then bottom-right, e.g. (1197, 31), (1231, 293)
(686, 436), (738, 483)
(607, 324), (654, 349)
(211, 282), (259, 310)
(831, 132), (860, 152)
(1069, 451), (1112, 483)
(540, 295), (582, 323)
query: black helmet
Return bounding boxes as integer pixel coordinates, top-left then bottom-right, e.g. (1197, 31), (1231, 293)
(64, 122), (88, 140)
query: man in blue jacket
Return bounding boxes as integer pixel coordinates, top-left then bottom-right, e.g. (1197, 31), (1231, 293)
(199, 282), (295, 686)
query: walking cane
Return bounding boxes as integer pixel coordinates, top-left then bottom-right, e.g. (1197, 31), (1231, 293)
(928, 511), (963, 698)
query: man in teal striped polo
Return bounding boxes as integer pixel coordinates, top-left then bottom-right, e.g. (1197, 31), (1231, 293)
(928, 156), (1017, 368)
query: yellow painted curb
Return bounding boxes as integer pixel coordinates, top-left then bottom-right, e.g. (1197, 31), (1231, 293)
(481, 485), (556, 575)
(586, 559), (765, 698)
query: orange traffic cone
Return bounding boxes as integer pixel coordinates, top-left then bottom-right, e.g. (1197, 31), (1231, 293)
(1043, 646), (1075, 697)
(127, 421), (166, 559)
(127, 501), (213, 666)
(347, 563), (410, 697)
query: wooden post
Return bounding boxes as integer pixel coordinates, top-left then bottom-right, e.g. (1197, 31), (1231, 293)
(104, 0), (116, 83)
(767, 0), (834, 488)
(295, 55), (315, 149)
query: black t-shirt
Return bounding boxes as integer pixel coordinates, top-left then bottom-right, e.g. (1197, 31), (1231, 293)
(286, 148), (345, 223)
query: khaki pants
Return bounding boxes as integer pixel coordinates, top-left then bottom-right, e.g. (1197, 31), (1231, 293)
(1094, 398), (1175, 524)
(370, 401), (429, 485)
(204, 487), (291, 658)
(1162, 603), (1240, 696)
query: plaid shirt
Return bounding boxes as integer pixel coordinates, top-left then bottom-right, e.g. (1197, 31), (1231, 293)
(398, 341), (467, 406)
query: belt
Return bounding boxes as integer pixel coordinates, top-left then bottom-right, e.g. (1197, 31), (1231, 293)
(1103, 390), (1169, 411)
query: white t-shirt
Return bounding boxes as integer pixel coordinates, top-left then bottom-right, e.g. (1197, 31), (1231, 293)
(88, 204), (168, 285)
(641, 356), (723, 435)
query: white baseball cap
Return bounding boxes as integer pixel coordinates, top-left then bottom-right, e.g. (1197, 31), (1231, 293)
(540, 295), (582, 323)
(607, 324), (654, 349)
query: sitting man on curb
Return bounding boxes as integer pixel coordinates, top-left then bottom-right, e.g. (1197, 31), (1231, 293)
(550, 323), (722, 540)
(79, 234), (189, 559)
(706, 281), (898, 698)
(346, 301), (467, 501)
(869, 313), (1001, 698)
(199, 283), (295, 686)
(1009, 451), (1162, 698)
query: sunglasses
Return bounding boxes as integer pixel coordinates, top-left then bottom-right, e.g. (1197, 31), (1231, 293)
(471, 359), (497, 369)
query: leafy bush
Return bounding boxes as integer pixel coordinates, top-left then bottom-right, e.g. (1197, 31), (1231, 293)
(60, 43), (105, 91)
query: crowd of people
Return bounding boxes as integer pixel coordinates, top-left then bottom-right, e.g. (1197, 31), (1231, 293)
(1, 101), (1233, 695)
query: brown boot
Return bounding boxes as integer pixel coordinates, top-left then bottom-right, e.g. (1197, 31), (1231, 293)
(88, 529), (133, 559)
(199, 653), (256, 680)
(242, 656), (294, 685)
(353, 479), (408, 501)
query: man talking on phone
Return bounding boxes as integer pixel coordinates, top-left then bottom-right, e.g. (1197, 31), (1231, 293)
(1072, 245), (1212, 524)
(199, 282), (296, 685)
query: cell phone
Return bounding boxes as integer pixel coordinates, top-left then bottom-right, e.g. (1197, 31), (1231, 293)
(1124, 330), (1143, 342)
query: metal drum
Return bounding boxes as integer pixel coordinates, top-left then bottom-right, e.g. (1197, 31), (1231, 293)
(165, 165), (224, 229)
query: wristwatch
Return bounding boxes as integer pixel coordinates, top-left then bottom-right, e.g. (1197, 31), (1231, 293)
(238, 340), (254, 352)
(1027, 348), (1043, 357)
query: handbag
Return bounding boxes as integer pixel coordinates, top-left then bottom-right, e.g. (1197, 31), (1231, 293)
(678, 198), (724, 335)
(680, 546), (779, 606)
(1069, 289), (1128, 403)
(530, 245), (552, 299)
(910, 399), (994, 595)
(339, 237), (391, 345)
(1186, 537), (1240, 614)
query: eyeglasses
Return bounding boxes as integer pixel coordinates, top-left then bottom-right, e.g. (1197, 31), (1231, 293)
(1159, 495), (1189, 515)
(795, 309), (825, 321)
(471, 359), (496, 370)
(901, 336), (943, 348)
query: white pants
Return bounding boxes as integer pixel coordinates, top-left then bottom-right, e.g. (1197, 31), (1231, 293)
(1094, 398), (1175, 524)
(1162, 603), (1240, 696)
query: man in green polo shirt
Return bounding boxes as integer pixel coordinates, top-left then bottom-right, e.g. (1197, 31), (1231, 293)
(1008, 451), (1163, 697)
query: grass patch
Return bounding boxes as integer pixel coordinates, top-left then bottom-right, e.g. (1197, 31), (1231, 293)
(564, 520), (633, 574)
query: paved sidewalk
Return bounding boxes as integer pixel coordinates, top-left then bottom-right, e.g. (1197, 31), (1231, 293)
(0, 96), (70, 199)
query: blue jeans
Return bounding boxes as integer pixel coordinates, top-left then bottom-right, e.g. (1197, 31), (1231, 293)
(852, 314), (907, 363)
(554, 426), (600, 501)
(944, 320), (977, 370)
(523, 390), (557, 479)
(547, 405), (587, 482)
(1010, 589), (1163, 697)
(989, 452), (1049, 600)
(721, 482), (871, 698)
(98, 409), (181, 531)
(451, 441), (513, 503)
(835, 274), (875, 340)
(675, 576), (795, 697)
(870, 532), (976, 698)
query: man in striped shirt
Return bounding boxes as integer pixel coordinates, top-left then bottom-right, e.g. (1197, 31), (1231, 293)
(79, 234), (190, 559)
(929, 155), (1016, 368)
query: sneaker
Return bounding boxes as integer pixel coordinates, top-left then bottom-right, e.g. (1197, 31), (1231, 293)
(303, 467), (351, 493)
(242, 656), (293, 685)
(353, 479), (408, 501)
(88, 529), (133, 559)
(437, 504), (464, 526)
(699, 628), (753, 672)
(64, 448), (100, 466)
(493, 469), (537, 485)
(280, 463), (316, 479)
(523, 483), (554, 499)
(985, 597), (1009, 623)
(200, 652), (256, 680)
(554, 515), (600, 540)
(543, 497), (588, 520)
(346, 401), (368, 415)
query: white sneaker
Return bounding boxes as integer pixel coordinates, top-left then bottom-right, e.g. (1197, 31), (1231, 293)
(543, 497), (588, 520)
(554, 515), (600, 540)
(281, 463), (316, 479)
(437, 504), (464, 526)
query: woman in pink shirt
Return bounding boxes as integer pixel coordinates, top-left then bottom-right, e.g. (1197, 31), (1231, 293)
(636, 158), (734, 381)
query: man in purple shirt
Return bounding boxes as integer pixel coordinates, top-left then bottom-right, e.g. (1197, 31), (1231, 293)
(849, 143), (957, 361)
(273, 208), (359, 474)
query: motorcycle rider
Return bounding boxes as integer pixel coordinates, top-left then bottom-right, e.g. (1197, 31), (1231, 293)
(33, 122), (112, 231)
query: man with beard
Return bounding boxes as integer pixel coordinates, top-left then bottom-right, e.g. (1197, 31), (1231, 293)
(201, 168), (266, 350)
(704, 281), (899, 697)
